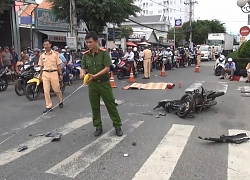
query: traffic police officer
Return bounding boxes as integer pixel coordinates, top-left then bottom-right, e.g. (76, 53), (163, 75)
(38, 39), (63, 113)
(212, 46), (216, 60)
(197, 45), (201, 66)
(80, 31), (123, 137)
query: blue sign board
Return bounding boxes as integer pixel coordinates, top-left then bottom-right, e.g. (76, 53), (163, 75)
(175, 19), (182, 28)
(35, 8), (69, 31)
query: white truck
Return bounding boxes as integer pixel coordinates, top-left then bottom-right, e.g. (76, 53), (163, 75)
(207, 33), (234, 57)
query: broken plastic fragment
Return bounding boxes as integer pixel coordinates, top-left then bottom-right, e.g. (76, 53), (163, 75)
(198, 133), (250, 144)
(17, 145), (28, 152)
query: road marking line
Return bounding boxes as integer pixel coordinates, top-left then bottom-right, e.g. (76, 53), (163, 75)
(0, 118), (92, 166)
(185, 81), (205, 92)
(45, 120), (144, 178)
(227, 129), (250, 180)
(216, 82), (228, 93)
(132, 124), (194, 180)
(237, 86), (250, 91)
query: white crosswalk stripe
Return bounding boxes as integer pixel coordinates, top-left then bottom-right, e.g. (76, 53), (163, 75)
(0, 111), (249, 179)
(132, 124), (194, 180)
(0, 117), (92, 166)
(45, 120), (144, 178)
(227, 129), (250, 180)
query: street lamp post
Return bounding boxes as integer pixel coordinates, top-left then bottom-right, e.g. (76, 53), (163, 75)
(237, 0), (250, 13)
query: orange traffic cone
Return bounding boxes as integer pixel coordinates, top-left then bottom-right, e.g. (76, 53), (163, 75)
(129, 68), (135, 83)
(178, 81), (182, 88)
(160, 64), (166, 76)
(194, 65), (200, 73)
(109, 71), (117, 88)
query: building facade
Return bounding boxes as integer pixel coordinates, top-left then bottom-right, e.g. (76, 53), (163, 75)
(134, 0), (189, 27)
(121, 15), (169, 42)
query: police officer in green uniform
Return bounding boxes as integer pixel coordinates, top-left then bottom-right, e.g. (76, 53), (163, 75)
(80, 31), (123, 137)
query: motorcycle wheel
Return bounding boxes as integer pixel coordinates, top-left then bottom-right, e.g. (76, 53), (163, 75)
(156, 62), (161, 70)
(215, 66), (223, 76)
(177, 94), (194, 118)
(25, 83), (40, 101)
(207, 92), (224, 99)
(0, 78), (8, 91)
(15, 79), (25, 96)
(117, 72), (123, 80)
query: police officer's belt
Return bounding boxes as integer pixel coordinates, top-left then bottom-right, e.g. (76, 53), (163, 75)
(43, 70), (57, 72)
(93, 78), (109, 82)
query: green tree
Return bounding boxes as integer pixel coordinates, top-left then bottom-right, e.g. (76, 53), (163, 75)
(120, 25), (133, 39)
(167, 27), (185, 46)
(50, 0), (141, 33)
(238, 40), (250, 58)
(167, 20), (226, 45)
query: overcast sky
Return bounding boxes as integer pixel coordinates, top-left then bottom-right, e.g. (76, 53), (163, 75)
(194, 0), (248, 36)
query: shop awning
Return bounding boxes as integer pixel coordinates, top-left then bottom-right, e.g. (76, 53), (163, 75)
(126, 41), (137, 46)
(39, 30), (67, 42)
(39, 31), (86, 42)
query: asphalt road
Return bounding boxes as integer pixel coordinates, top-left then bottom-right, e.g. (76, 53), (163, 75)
(0, 61), (249, 180)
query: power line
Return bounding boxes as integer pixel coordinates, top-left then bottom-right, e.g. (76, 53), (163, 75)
(127, 18), (190, 34)
(148, 0), (189, 13)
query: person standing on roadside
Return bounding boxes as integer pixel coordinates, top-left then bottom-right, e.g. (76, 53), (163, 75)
(80, 31), (123, 137)
(196, 45), (201, 67)
(2, 46), (12, 69)
(212, 46), (216, 60)
(10, 47), (18, 71)
(38, 39), (63, 113)
(142, 45), (152, 79)
(29, 48), (40, 65)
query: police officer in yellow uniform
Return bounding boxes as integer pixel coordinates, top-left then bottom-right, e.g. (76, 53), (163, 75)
(212, 46), (216, 60)
(197, 45), (201, 67)
(80, 31), (123, 137)
(38, 39), (63, 113)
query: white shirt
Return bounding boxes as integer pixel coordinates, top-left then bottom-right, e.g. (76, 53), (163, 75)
(163, 50), (173, 58)
(123, 51), (134, 61)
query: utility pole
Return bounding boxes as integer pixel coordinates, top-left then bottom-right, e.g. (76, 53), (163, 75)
(69, 0), (78, 50)
(184, 0), (197, 48)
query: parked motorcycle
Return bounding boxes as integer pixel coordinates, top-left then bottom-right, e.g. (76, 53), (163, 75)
(213, 55), (226, 76)
(25, 67), (65, 101)
(135, 57), (144, 73)
(15, 64), (35, 96)
(156, 54), (171, 70)
(153, 86), (224, 118)
(176, 55), (185, 67)
(71, 59), (81, 79)
(0, 69), (8, 91)
(110, 57), (120, 74)
(117, 58), (137, 80)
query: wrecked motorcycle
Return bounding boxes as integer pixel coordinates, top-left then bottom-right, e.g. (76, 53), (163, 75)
(153, 86), (225, 118)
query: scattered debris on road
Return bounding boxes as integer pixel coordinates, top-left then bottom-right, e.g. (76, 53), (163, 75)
(198, 133), (250, 144)
(124, 154), (129, 157)
(35, 131), (63, 141)
(100, 100), (127, 106)
(132, 142), (137, 146)
(17, 145), (28, 152)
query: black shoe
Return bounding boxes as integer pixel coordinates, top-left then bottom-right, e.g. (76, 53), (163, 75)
(115, 128), (123, 136)
(59, 102), (63, 108)
(94, 129), (103, 137)
(43, 108), (52, 113)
